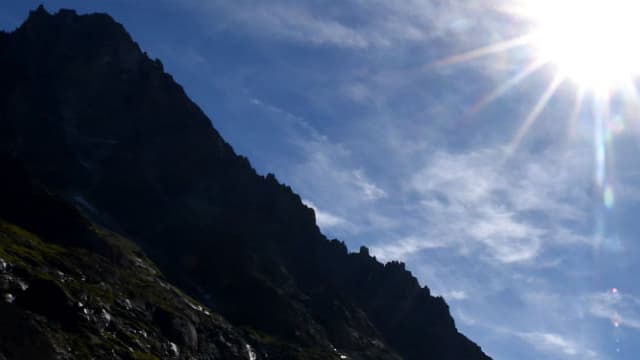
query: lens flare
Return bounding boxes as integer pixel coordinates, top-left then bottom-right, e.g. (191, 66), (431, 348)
(609, 115), (626, 134)
(604, 186), (615, 209)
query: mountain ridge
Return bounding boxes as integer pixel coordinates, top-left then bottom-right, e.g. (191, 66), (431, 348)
(0, 6), (491, 359)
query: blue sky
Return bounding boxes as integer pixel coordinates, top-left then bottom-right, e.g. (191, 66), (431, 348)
(3, 1), (640, 359)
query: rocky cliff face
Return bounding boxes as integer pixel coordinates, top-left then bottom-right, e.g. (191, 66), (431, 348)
(0, 6), (491, 360)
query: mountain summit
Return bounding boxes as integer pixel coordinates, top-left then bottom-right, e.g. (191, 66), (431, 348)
(0, 6), (491, 360)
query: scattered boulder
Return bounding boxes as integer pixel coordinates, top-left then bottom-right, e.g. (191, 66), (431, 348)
(153, 307), (198, 351)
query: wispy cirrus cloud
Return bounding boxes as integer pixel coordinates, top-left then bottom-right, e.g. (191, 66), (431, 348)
(214, 2), (369, 48)
(179, 0), (514, 50)
(248, 96), (389, 237)
(372, 144), (594, 264)
(447, 290), (604, 360)
(441, 289), (468, 301)
(516, 331), (598, 359)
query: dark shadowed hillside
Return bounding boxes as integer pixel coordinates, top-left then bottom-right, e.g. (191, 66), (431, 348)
(0, 6), (491, 359)
(0, 154), (262, 359)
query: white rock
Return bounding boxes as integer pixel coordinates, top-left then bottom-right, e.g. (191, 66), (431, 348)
(101, 309), (112, 323)
(168, 342), (179, 356)
(245, 344), (257, 360)
(17, 279), (28, 291)
(3, 293), (15, 304)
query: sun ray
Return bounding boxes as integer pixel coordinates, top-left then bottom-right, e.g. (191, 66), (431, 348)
(592, 92), (611, 187)
(618, 79), (640, 133)
(466, 59), (547, 116)
(427, 35), (532, 69)
(599, 93), (618, 197)
(620, 79), (640, 101)
(565, 87), (585, 142)
(507, 74), (564, 154)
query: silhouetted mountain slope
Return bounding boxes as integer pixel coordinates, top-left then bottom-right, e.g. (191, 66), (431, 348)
(0, 154), (262, 359)
(0, 6), (491, 359)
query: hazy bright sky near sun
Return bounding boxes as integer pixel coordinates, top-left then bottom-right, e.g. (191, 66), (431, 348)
(4, 1), (640, 359)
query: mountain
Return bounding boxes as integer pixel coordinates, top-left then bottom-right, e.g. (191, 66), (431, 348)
(0, 6), (491, 360)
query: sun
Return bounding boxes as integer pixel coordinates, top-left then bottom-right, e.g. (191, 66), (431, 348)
(526, 0), (640, 91)
(428, 0), (640, 154)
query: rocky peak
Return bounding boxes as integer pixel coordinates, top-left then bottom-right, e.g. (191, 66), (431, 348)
(0, 7), (492, 360)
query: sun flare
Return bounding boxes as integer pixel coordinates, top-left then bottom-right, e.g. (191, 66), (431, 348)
(526, 0), (640, 91)
(430, 0), (640, 156)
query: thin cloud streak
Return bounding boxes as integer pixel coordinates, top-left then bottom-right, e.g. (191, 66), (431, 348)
(374, 146), (595, 264)
(179, 0), (513, 50)
(516, 331), (598, 359)
(303, 199), (352, 230)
